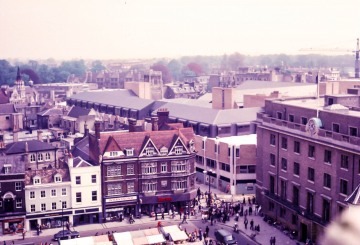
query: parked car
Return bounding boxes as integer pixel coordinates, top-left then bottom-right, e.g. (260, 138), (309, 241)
(53, 230), (80, 241)
(214, 229), (237, 245)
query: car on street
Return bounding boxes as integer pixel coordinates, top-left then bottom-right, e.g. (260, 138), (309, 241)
(215, 229), (238, 245)
(53, 230), (80, 241)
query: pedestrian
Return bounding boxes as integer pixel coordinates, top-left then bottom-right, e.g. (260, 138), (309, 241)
(250, 219), (254, 230)
(179, 211), (182, 220)
(206, 225), (209, 234)
(249, 206), (253, 215)
(155, 211), (158, 220)
(22, 228), (27, 240)
(181, 214), (188, 224)
(3, 241), (6, 245)
(119, 213), (123, 222)
(244, 218), (248, 229)
(199, 228), (203, 241)
(273, 236), (276, 245)
(161, 212), (165, 220)
(270, 236), (273, 245)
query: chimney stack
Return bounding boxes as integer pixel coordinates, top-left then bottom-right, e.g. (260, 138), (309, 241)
(157, 108), (169, 128)
(128, 118), (137, 132)
(25, 142), (29, 152)
(84, 122), (89, 136)
(13, 132), (19, 142)
(37, 130), (43, 141)
(94, 122), (101, 139)
(67, 153), (73, 168)
(151, 117), (158, 131)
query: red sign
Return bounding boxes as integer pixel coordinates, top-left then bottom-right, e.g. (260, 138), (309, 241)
(158, 197), (172, 202)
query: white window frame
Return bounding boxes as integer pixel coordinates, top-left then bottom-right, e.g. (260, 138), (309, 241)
(171, 178), (187, 190)
(127, 164), (134, 175)
(52, 202), (57, 210)
(54, 175), (62, 183)
(16, 199), (22, 208)
(37, 153), (43, 162)
(127, 181), (135, 193)
(109, 151), (118, 157)
(41, 203), (46, 211)
(41, 190), (46, 198)
(34, 177), (41, 185)
(30, 191), (35, 199)
(142, 162), (157, 174)
(142, 181), (157, 192)
(107, 165), (122, 176)
(30, 204), (35, 212)
(51, 189), (56, 197)
(76, 192), (82, 203)
(61, 188), (67, 196)
(161, 163), (167, 173)
(92, 191), (97, 201)
(145, 147), (154, 156)
(15, 182), (22, 191)
(126, 149), (134, 156)
(75, 176), (81, 185)
(108, 183), (122, 195)
(45, 152), (51, 160)
(175, 146), (183, 155)
(171, 160), (187, 172)
(30, 154), (36, 162)
(62, 201), (67, 209)
(4, 165), (11, 174)
(91, 174), (97, 183)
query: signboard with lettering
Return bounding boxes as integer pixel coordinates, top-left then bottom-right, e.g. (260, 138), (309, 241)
(105, 196), (137, 203)
(158, 197), (172, 202)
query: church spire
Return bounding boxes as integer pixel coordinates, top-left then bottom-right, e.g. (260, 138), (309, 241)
(16, 67), (21, 81)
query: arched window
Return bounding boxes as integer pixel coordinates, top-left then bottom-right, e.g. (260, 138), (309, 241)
(38, 154), (43, 162)
(45, 153), (50, 160)
(30, 154), (36, 162)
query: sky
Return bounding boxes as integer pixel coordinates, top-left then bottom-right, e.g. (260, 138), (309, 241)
(0, 0), (359, 60)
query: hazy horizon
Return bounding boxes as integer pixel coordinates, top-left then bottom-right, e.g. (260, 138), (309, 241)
(1, 0), (359, 60)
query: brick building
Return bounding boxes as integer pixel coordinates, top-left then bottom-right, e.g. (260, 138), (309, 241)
(88, 110), (197, 221)
(255, 95), (360, 243)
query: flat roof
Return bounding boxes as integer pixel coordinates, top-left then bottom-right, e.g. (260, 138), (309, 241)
(215, 134), (257, 145)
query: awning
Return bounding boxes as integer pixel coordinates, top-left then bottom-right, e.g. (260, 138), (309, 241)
(147, 234), (166, 244)
(113, 231), (134, 245)
(161, 225), (188, 242)
(132, 236), (148, 245)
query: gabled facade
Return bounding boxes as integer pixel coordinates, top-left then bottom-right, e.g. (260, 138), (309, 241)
(24, 168), (71, 231)
(68, 155), (102, 226)
(89, 121), (197, 222)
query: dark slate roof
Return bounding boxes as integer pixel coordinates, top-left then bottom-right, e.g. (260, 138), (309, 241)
(5, 140), (56, 154)
(0, 89), (10, 104)
(25, 168), (70, 185)
(0, 103), (16, 114)
(67, 106), (92, 118)
(70, 89), (155, 110)
(72, 136), (89, 161)
(151, 102), (262, 125)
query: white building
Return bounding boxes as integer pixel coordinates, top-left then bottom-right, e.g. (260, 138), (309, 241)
(195, 134), (257, 195)
(24, 168), (71, 231)
(68, 155), (102, 225)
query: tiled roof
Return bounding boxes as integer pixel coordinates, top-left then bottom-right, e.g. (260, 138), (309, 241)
(72, 136), (89, 161)
(5, 140), (56, 154)
(345, 184), (360, 205)
(0, 103), (16, 114)
(37, 107), (63, 116)
(98, 127), (195, 156)
(25, 167), (70, 185)
(0, 89), (10, 104)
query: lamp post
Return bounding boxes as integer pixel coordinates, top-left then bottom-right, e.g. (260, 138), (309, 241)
(203, 169), (213, 207)
(60, 200), (64, 235)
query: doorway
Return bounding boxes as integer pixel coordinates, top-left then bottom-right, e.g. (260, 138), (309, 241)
(301, 223), (308, 242)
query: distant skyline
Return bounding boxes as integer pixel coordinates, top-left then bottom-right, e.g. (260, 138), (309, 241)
(1, 0), (359, 60)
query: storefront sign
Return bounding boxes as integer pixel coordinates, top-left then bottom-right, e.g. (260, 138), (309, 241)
(158, 197), (172, 202)
(106, 207), (124, 212)
(106, 196), (137, 203)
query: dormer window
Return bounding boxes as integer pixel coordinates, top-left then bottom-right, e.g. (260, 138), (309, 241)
(54, 174), (62, 183)
(34, 176), (41, 185)
(109, 151), (118, 157)
(126, 149), (134, 157)
(175, 146), (183, 155)
(4, 164), (11, 174)
(37, 154), (43, 162)
(160, 147), (168, 156)
(146, 147), (154, 156)
(30, 154), (36, 162)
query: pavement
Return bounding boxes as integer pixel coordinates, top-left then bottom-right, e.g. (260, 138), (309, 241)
(1, 183), (304, 245)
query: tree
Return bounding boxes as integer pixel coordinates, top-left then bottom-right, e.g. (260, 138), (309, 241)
(167, 59), (182, 81)
(185, 62), (203, 76)
(228, 52), (245, 70)
(151, 62), (172, 83)
(91, 60), (105, 73)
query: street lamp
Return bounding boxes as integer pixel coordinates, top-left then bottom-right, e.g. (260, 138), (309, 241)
(60, 200), (64, 235)
(203, 169), (214, 207)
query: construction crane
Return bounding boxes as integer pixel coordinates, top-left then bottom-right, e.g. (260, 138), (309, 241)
(299, 38), (359, 78)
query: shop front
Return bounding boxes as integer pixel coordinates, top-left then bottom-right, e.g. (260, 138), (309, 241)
(140, 189), (197, 217)
(104, 195), (137, 222)
(0, 216), (25, 235)
(73, 207), (101, 226)
(26, 210), (72, 231)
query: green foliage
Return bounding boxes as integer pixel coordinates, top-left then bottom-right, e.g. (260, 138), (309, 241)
(91, 60), (105, 73)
